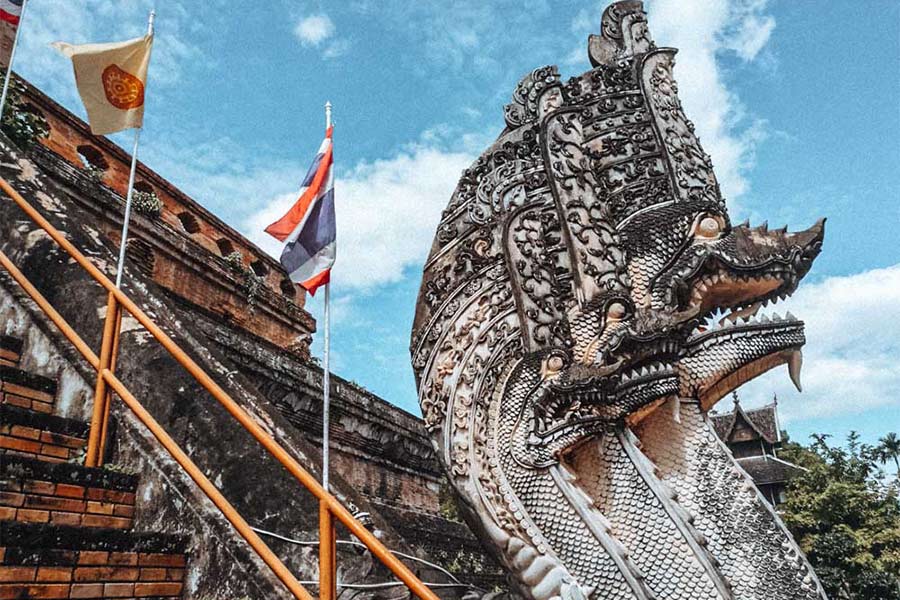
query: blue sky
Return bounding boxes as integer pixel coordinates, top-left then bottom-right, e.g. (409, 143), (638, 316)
(14, 1), (899, 447)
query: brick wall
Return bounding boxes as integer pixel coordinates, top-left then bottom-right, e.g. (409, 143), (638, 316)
(0, 522), (187, 600)
(0, 549), (185, 599)
(0, 406), (87, 463)
(0, 336), (21, 367)
(1, 482), (136, 530)
(1, 457), (140, 530)
(0, 424), (86, 463)
(1, 365), (57, 414)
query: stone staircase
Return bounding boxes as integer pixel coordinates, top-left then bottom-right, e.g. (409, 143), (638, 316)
(0, 334), (189, 599)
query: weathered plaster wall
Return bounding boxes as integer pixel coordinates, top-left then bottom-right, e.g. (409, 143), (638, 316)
(197, 315), (443, 514)
(0, 132), (502, 596)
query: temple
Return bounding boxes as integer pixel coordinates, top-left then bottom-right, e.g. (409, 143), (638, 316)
(0, 72), (503, 598)
(710, 394), (805, 506)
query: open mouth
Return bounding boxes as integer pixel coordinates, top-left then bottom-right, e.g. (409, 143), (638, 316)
(678, 256), (800, 321)
(535, 361), (678, 438)
(681, 297), (805, 409)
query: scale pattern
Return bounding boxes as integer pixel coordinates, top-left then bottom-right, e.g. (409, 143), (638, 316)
(635, 401), (824, 599)
(495, 361), (648, 600)
(569, 435), (725, 600)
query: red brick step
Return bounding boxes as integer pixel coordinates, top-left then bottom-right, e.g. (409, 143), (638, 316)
(0, 365), (58, 414)
(0, 521), (187, 599)
(0, 404), (88, 463)
(0, 336), (22, 368)
(1, 456), (139, 529)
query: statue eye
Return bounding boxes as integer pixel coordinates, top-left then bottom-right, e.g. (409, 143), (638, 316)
(607, 302), (628, 321)
(547, 355), (565, 371)
(695, 215), (724, 239)
(543, 352), (568, 377)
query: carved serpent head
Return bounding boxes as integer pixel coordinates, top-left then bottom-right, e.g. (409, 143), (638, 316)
(411, 2), (826, 598)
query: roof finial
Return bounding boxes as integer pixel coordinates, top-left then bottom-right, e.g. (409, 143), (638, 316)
(732, 390), (740, 405)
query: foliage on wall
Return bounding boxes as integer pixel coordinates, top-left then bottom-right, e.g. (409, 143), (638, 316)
(131, 189), (163, 218)
(0, 75), (49, 150)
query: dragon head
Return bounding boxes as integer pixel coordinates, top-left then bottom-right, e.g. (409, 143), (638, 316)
(411, 2), (827, 598)
(668, 216), (825, 407)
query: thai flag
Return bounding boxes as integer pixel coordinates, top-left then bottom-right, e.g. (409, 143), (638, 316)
(0, 0), (22, 25)
(265, 126), (335, 295)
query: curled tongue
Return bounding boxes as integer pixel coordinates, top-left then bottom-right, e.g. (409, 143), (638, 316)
(788, 350), (803, 392)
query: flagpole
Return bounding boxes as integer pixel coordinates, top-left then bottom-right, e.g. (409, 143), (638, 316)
(322, 100), (332, 492)
(0, 0), (29, 122)
(113, 9), (154, 289)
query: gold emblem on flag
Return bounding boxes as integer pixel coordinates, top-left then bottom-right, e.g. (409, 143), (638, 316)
(101, 64), (144, 109)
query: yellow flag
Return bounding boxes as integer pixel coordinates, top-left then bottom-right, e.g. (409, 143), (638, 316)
(52, 35), (153, 136)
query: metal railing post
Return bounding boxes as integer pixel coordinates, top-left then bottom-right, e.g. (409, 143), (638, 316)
(85, 291), (118, 467)
(319, 502), (337, 600)
(97, 306), (124, 462)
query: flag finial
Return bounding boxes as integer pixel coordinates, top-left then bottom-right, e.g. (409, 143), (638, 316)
(147, 10), (156, 36)
(325, 101), (332, 129)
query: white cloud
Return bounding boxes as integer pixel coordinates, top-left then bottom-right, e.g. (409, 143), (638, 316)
(358, 1), (557, 80)
(243, 138), (476, 290)
(139, 135), (306, 225)
(721, 0), (776, 60)
(294, 14), (335, 47)
(645, 0), (776, 206)
(737, 264), (900, 424)
(322, 39), (351, 60)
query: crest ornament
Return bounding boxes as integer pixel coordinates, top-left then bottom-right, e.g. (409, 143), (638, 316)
(102, 64), (145, 109)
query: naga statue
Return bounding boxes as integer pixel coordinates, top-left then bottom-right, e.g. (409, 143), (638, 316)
(410, 2), (828, 599)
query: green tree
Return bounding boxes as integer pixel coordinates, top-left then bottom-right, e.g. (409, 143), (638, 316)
(779, 432), (900, 599)
(878, 432), (900, 478)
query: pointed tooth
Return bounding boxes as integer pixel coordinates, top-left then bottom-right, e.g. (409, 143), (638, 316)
(786, 311), (796, 320)
(760, 314), (770, 323)
(788, 350), (803, 392)
(772, 312), (782, 321)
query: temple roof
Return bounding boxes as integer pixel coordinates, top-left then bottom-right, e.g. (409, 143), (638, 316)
(737, 455), (805, 486)
(710, 394), (780, 445)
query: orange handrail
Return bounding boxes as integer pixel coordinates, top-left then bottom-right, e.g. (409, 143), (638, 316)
(0, 175), (440, 600)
